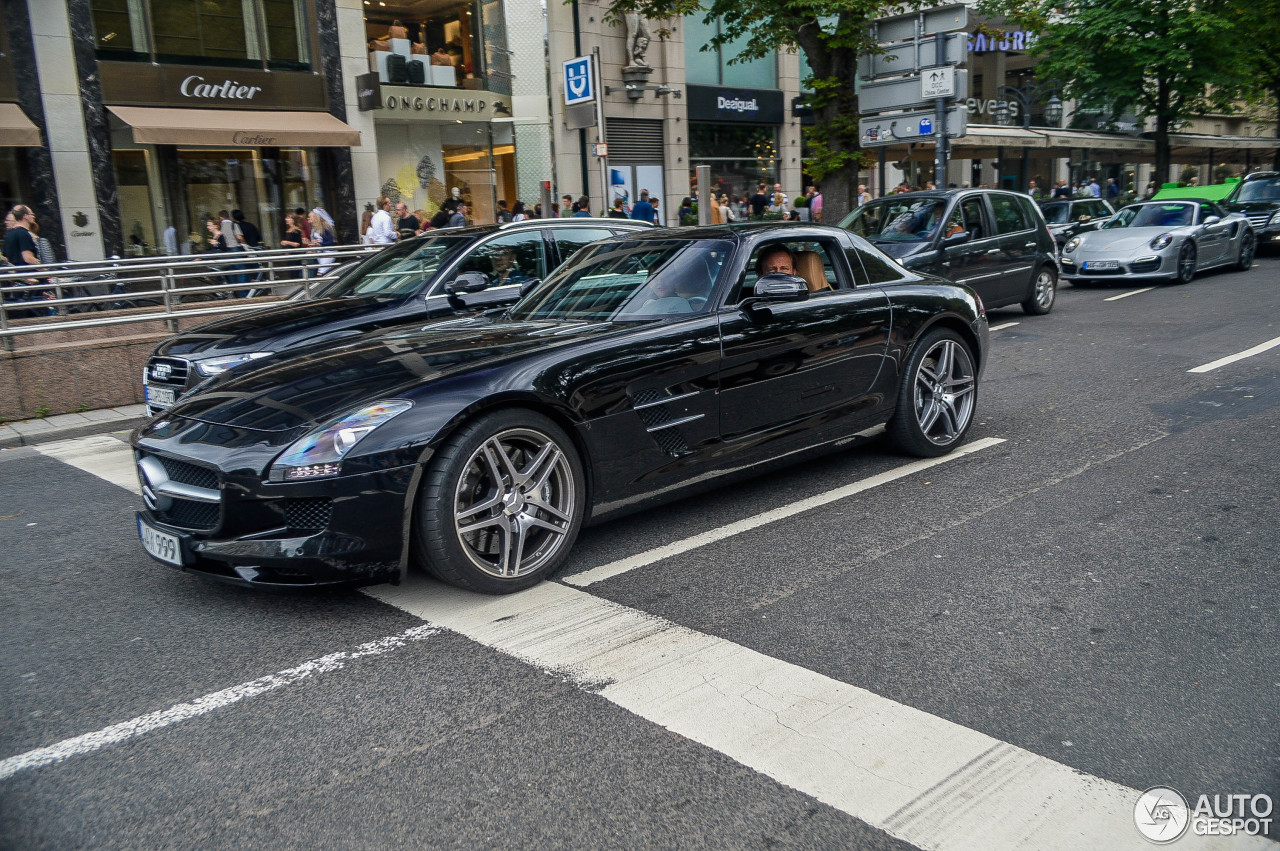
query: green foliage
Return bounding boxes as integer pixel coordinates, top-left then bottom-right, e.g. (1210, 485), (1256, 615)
(34, 405), (51, 419)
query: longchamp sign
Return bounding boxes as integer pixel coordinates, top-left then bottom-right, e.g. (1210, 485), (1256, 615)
(376, 85), (511, 122)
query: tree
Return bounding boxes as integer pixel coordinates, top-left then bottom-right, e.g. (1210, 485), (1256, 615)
(1230, 0), (1280, 169)
(983, 0), (1249, 183)
(603, 0), (923, 224)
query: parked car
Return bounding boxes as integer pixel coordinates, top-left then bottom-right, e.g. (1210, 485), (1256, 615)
(839, 188), (1058, 315)
(141, 219), (651, 415)
(1058, 200), (1254, 285)
(1220, 171), (1280, 249)
(132, 223), (988, 592)
(1038, 197), (1115, 252)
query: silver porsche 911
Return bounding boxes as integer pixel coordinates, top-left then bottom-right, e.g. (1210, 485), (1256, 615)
(1058, 200), (1255, 285)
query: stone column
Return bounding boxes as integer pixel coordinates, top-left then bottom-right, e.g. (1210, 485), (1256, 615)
(777, 49), (803, 204)
(30, 0), (112, 260)
(315, 0), (358, 244)
(506, 0), (554, 205)
(335, 0), (382, 223)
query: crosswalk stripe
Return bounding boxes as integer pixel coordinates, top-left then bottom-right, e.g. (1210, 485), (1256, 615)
(33, 434), (139, 494)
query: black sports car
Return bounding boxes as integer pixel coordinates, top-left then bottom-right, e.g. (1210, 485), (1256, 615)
(133, 224), (989, 593)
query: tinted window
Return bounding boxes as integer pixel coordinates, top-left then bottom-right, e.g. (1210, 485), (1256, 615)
(452, 232), (547, 290)
(846, 245), (907, 285)
(553, 228), (616, 264)
(840, 196), (949, 242)
(1105, 204), (1194, 229)
(960, 198), (988, 240)
(736, 239), (845, 302)
(1236, 177), (1280, 202)
(990, 195), (1029, 234)
(322, 236), (470, 297)
(1014, 195), (1040, 228)
(1040, 202), (1070, 225)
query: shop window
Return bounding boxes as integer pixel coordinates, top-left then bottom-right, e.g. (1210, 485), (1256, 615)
(682, 15), (775, 88)
(151, 0), (256, 67)
(90, 0), (148, 59)
(262, 0), (311, 69)
(688, 125), (780, 205)
(365, 0), (487, 91)
(113, 149), (159, 255)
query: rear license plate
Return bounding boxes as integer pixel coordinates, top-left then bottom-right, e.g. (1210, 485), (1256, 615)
(1083, 260), (1118, 270)
(138, 516), (184, 566)
(145, 386), (176, 408)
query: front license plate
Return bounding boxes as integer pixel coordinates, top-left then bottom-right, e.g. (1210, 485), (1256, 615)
(138, 517), (184, 566)
(145, 386), (176, 408)
(1082, 260), (1119, 270)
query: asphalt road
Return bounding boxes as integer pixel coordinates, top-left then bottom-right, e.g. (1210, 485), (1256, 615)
(2, 255), (1278, 850)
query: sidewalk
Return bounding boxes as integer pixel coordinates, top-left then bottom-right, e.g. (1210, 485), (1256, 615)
(0, 404), (149, 447)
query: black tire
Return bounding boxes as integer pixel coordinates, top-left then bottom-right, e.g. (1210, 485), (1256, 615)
(1171, 243), (1196, 284)
(413, 408), (585, 594)
(1022, 265), (1057, 315)
(886, 328), (978, 458)
(1235, 231), (1256, 271)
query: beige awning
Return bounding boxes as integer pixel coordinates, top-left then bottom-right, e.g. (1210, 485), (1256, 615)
(0, 103), (40, 147)
(107, 106), (360, 147)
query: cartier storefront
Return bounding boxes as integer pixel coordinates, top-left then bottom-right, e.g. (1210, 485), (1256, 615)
(101, 62), (360, 253)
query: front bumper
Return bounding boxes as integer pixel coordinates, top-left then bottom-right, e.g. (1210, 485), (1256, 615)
(136, 463), (419, 588)
(1058, 252), (1172, 280)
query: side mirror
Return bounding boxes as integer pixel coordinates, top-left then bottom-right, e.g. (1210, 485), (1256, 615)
(445, 271), (490, 295)
(1203, 215), (1221, 225)
(752, 274), (810, 301)
(519, 277), (542, 297)
(941, 231), (971, 247)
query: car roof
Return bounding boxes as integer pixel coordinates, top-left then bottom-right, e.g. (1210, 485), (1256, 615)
(589, 221), (854, 244)
(420, 217), (653, 239)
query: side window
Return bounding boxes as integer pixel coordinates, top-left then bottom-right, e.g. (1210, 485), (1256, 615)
(960, 198), (988, 240)
(455, 232), (547, 289)
(1015, 195), (1040, 227)
(990, 195), (1029, 235)
(736, 240), (845, 303)
(846, 244), (907, 285)
(553, 228), (615, 266)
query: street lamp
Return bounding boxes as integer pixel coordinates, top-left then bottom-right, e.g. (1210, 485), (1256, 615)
(994, 81), (1062, 192)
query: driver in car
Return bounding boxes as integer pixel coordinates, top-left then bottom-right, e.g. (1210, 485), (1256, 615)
(756, 244), (795, 275)
(491, 246), (532, 288)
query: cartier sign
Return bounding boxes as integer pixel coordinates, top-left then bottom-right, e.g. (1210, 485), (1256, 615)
(100, 61), (327, 111)
(179, 76), (262, 101)
(376, 85), (511, 122)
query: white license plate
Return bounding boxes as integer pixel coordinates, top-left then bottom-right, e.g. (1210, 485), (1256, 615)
(1083, 260), (1118, 270)
(138, 517), (184, 566)
(145, 386), (176, 408)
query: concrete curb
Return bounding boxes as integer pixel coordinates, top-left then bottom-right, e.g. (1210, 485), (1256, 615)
(0, 405), (149, 447)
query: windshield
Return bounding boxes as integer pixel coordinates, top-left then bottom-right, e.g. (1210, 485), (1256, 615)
(508, 239), (732, 322)
(1040, 202), (1071, 225)
(1104, 203), (1194, 229)
(1235, 177), (1280, 202)
(315, 236), (471, 298)
(840, 197), (949, 242)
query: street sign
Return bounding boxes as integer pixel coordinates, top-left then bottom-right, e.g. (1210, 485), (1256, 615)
(921, 66), (956, 99)
(592, 142), (608, 158)
(858, 107), (968, 147)
(858, 33), (966, 80)
(858, 69), (968, 114)
(563, 56), (594, 106)
(871, 5), (968, 44)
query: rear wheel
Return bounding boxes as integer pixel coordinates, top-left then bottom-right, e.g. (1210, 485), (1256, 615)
(1171, 243), (1196, 284)
(413, 409), (585, 594)
(1021, 266), (1057, 315)
(887, 328), (978, 457)
(1235, 231), (1256, 271)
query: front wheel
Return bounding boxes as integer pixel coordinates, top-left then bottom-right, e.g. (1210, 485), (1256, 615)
(1171, 243), (1196, 284)
(1022, 266), (1057, 315)
(1235, 231), (1256, 271)
(413, 409), (585, 594)
(887, 328), (978, 457)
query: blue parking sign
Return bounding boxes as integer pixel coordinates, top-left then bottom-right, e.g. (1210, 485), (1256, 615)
(563, 57), (594, 106)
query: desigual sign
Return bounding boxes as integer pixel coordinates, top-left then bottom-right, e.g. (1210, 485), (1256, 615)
(686, 85), (784, 124)
(376, 86), (510, 122)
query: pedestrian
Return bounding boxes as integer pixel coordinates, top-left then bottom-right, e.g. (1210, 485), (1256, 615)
(856, 184), (870, 206)
(1105, 178), (1119, 199)
(649, 197), (660, 224)
(719, 194), (735, 222)
(1087, 177), (1101, 198)
(678, 196), (693, 224)
(232, 210), (261, 247)
(495, 199), (513, 224)
(369, 195), (396, 244)
(1052, 179), (1071, 199)
(710, 193), (724, 224)
(608, 198), (628, 219)
(295, 207), (312, 241)
(573, 195), (591, 217)
(280, 213), (305, 249)
(4, 205), (54, 314)
(560, 194), (574, 218)
(511, 201), (528, 222)
(630, 190), (654, 223)
(448, 203), (468, 228)
(163, 223), (178, 255)
(395, 201), (420, 239)
(1027, 180), (1041, 199)
(360, 209), (375, 244)
(533, 203), (543, 219)
(749, 184), (769, 218)
(308, 208), (336, 273)
(772, 182), (789, 210)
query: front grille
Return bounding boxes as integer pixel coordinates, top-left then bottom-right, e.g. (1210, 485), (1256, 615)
(147, 357), (190, 387)
(284, 498), (332, 530)
(159, 498), (220, 530)
(1245, 212), (1272, 229)
(1129, 259), (1161, 273)
(157, 456), (219, 490)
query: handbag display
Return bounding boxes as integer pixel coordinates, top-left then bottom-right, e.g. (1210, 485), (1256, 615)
(386, 53), (408, 84)
(407, 59), (426, 86)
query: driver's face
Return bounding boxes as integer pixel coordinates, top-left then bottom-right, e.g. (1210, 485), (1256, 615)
(761, 253), (794, 275)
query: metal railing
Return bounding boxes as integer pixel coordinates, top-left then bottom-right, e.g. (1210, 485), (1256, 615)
(0, 244), (380, 346)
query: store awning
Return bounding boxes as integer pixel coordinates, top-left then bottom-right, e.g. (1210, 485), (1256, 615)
(107, 106), (360, 147)
(1169, 133), (1280, 156)
(0, 103), (40, 147)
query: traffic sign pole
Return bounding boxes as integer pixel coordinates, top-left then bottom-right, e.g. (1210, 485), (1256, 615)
(934, 31), (947, 185)
(592, 50), (609, 214)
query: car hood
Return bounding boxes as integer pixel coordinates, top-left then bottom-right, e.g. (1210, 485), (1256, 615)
(164, 316), (625, 432)
(1075, 229), (1173, 254)
(155, 295), (403, 358)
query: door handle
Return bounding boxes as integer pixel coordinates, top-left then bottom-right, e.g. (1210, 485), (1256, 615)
(1024, 242), (1037, 248)
(986, 249), (1002, 254)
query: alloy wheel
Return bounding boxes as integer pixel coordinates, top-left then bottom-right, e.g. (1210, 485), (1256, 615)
(1034, 269), (1056, 309)
(913, 339), (976, 446)
(452, 427), (576, 579)
(1177, 244), (1196, 283)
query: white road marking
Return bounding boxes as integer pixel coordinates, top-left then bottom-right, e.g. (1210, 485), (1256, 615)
(988, 321), (1020, 331)
(369, 578), (1270, 851)
(1104, 287), (1156, 301)
(0, 626), (440, 781)
(33, 435), (139, 494)
(565, 437), (1007, 588)
(1188, 335), (1280, 373)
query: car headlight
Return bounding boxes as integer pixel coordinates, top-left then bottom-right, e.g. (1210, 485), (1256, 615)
(195, 351), (272, 376)
(1149, 233), (1173, 250)
(1269, 211), (1280, 225)
(1064, 237), (1081, 253)
(269, 400), (413, 482)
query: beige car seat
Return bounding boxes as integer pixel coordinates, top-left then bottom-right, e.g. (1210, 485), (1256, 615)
(792, 250), (831, 293)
